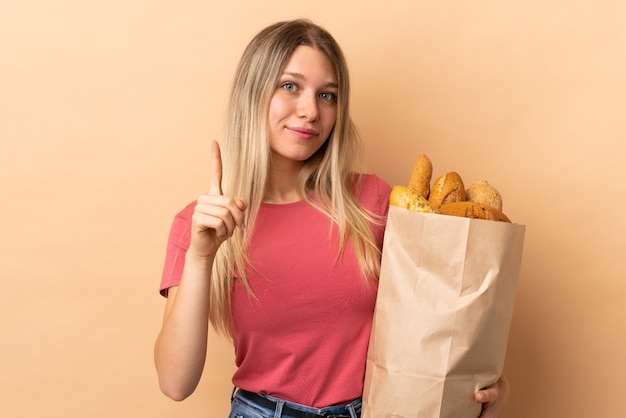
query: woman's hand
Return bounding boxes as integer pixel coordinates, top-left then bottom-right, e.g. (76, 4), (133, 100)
(475, 375), (510, 417)
(189, 141), (246, 259)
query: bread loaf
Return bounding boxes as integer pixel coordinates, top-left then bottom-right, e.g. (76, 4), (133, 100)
(466, 181), (503, 211)
(408, 154), (433, 198)
(438, 201), (511, 223)
(389, 185), (435, 213)
(428, 172), (466, 209)
(390, 153), (513, 222)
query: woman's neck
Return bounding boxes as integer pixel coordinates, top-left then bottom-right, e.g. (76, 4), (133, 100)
(264, 160), (304, 204)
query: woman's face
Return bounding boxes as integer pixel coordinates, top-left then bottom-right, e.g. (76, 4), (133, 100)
(267, 45), (338, 168)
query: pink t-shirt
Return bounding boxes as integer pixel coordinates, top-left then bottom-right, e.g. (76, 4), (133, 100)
(160, 174), (391, 407)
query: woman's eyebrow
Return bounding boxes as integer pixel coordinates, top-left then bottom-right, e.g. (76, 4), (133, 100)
(282, 71), (338, 89)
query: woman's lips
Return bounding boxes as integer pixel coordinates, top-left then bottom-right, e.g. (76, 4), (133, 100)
(288, 126), (318, 140)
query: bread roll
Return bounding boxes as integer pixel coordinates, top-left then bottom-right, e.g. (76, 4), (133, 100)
(428, 172), (466, 209)
(389, 185), (435, 213)
(408, 154), (433, 198)
(438, 201), (511, 223)
(466, 180), (503, 211)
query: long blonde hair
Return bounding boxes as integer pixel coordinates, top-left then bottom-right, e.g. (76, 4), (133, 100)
(210, 19), (383, 336)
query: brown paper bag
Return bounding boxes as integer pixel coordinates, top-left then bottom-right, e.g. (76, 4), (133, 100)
(362, 206), (525, 418)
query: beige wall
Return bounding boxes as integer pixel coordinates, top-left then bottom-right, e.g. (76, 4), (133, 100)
(2, 1), (624, 417)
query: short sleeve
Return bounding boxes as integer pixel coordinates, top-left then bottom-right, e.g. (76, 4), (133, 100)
(159, 202), (195, 297)
(358, 173), (391, 218)
(355, 173), (392, 249)
(373, 175), (391, 218)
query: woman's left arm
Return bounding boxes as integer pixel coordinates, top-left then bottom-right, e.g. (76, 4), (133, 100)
(475, 375), (510, 417)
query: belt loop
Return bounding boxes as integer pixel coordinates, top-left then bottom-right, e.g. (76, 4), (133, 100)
(274, 399), (285, 418)
(230, 386), (237, 402)
(347, 403), (357, 418)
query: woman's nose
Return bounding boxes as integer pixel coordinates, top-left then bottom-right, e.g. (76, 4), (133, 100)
(297, 92), (319, 121)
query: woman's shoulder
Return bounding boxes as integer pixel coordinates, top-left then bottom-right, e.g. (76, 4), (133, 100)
(353, 173), (391, 214)
(173, 200), (196, 222)
(360, 173), (391, 189)
(166, 200), (196, 240)
(354, 173), (392, 195)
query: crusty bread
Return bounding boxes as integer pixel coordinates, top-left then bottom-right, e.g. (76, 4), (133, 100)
(408, 154), (432, 198)
(438, 201), (511, 223)
(428, 172), (466, 209)
(466, 180), (503, 211)
(392, 154), (512, 222)
(389, 185), (435, 213)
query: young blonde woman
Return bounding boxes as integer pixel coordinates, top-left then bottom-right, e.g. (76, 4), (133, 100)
(154, 19), (510, 418)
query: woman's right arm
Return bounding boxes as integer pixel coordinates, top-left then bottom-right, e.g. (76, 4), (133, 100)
(154, 141), (245, 401)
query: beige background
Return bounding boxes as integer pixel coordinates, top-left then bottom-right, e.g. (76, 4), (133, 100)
(2, 1), (624, 417)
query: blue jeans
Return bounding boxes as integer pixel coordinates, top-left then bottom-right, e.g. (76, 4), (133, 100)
(229, 388), (361, 418)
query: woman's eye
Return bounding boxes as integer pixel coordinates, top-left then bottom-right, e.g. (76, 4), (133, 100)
(319, 92), (336, 102)
(282, 82), (297, 92)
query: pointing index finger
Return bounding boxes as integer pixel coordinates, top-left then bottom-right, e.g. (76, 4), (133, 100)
(209, 140), (223, 195)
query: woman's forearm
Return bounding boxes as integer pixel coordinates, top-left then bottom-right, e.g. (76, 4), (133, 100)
(154, 254), (214, 401)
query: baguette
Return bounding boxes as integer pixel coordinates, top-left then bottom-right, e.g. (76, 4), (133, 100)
(438, 201), (511, 223)
(408, 154), (433, 198)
